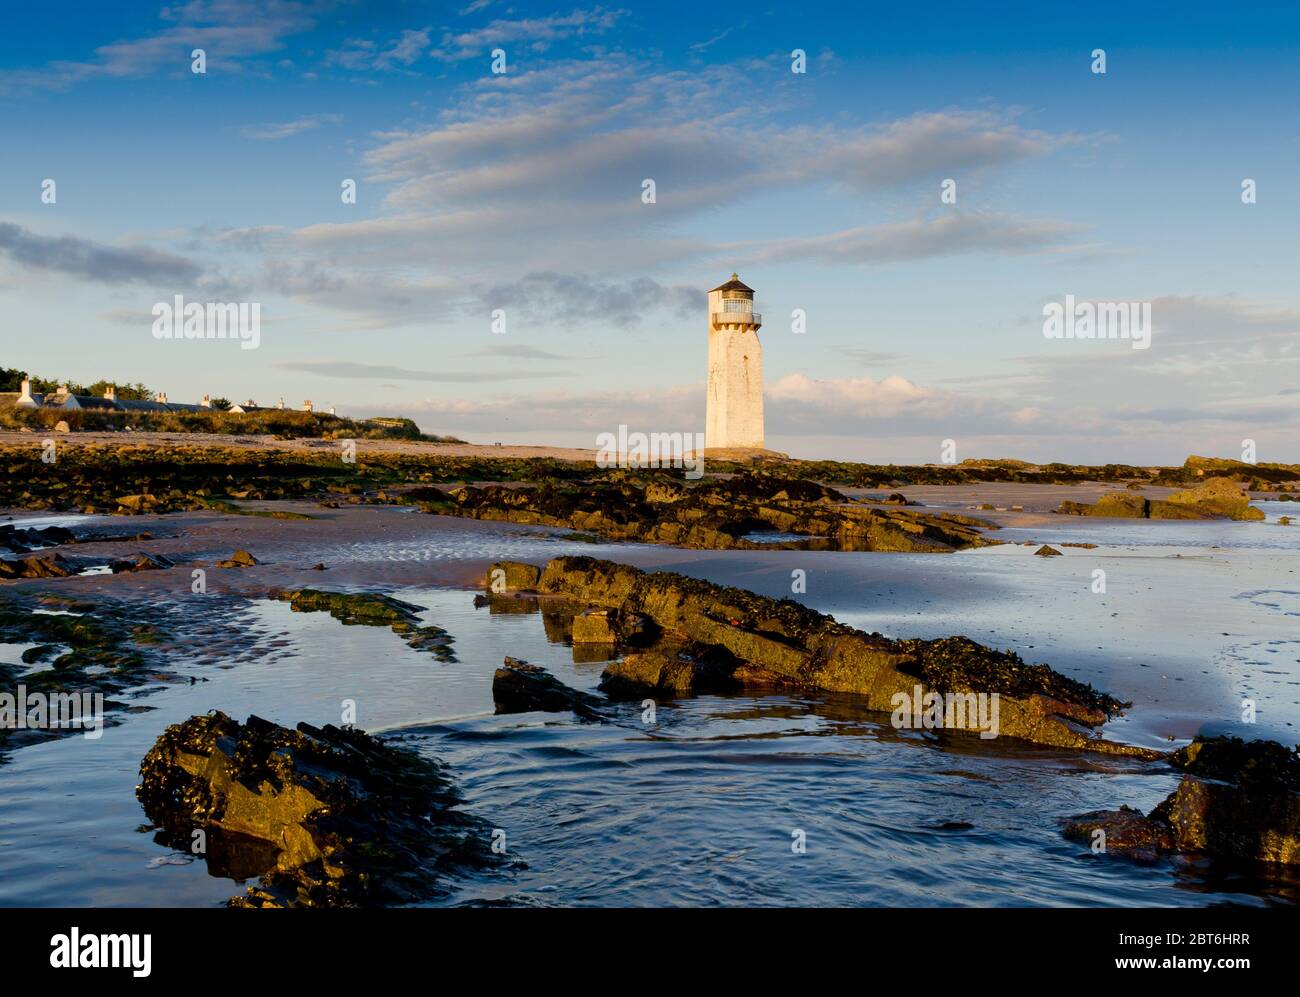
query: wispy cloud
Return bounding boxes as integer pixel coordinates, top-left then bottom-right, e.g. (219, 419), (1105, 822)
(325, 28), (431, 72)
(0, 0), (320, 93)
(432, 7), (625, 61)
(745, 212), (1090, 266)
(0, 220), (203, 285)
(242, 113), (340, 140)
(455, 344), (584, 360)
(275, 360), (571, 382)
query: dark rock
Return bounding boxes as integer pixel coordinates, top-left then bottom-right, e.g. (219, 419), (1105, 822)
(1034, 545), (1063, 557)
(111, 552), (176, 573)
(136, 711), (493, 907)
(599, 644), (750, 699)
(1065, 736), (1300, 866)
(0, 524), (75, 554)
(1062, 806), (1175, 861)
(0, 553), (77, 579)
(442, 473), (998, 553)
(492, 656), (603, 721)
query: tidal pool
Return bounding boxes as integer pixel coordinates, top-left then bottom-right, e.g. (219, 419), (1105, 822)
(0, 511), (1297, 907)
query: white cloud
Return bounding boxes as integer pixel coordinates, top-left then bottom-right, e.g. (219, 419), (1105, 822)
(242, 113), (340, 140)
(432, 7), (626, 61)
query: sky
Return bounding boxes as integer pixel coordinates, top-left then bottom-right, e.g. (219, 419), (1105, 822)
(1, 0), (1298, 464)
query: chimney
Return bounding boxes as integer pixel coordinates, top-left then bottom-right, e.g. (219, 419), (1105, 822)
(15, 378), (37, 409)
(303, 400), (313, 413)
(328, 406), (336, 416)
(201, 394), (211, 408)
(57, 383), (69, 396)
(104, 386), (116, 401)
(155, 391), (168, 404)
(277, 397), (285, 410)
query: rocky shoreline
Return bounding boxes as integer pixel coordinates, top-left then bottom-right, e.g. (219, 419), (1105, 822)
(417, 473), (1000, 552)
(2, 460), (1297, 904)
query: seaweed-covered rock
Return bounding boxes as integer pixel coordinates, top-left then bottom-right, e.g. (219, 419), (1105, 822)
(599, 645), (750, 699)
(1058, 478), (1263, 522)
(270, 588), (456, 661)
(217, 549), (260, 568)
(1033, 545), (1063, 557)
(486, 562), (541, 592)
(1161, 477), (1264, 521)
(487, 557), (1147, 755)
(1062, 806), (1175, 861)
(137, 711), (493, 906)
(437, 473), (997, 553)
(492, 656), (603, 721)
(571, 608), (618, 644)
(1065, 736), (1300, 866)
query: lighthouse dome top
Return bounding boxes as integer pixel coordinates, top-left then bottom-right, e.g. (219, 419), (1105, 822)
(710, 273), (754, 295)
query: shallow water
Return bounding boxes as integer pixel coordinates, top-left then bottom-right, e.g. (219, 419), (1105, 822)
(1, 511), (1297, 907)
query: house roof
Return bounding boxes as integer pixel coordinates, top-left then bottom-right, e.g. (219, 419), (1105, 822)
(62, 395), (118, 410)
(116, 399), (169, 412)
(710, 272), (754, 294)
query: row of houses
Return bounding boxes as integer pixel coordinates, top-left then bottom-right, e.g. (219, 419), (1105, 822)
(4, 378), (335, 416)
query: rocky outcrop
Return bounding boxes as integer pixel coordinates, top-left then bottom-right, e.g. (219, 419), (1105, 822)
(1057, 478), (1264, 521)
(136, 712), (493, 906)
(485, 556), (1152, 756)
(111, 552), (175, 573)
(1162, 477), (1265, 520)
(270, 588), (456, 660)
(217, 549), (260, 568)
(492, 657), (603, 720)
(0, 552), (77, 579)
(423, 472), (998, 553)
(599, 644), (748, 699)
(1064, 735), (1300, 866)
(0, 523), (74, 554)
(1061, 806), (1174, 862)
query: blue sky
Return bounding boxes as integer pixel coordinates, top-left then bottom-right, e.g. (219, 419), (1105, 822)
(2, 0), (1298, 463)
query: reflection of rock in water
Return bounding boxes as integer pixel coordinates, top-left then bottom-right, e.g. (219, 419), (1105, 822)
(269, 587), (456, 661)
(137, 711), (498, 907)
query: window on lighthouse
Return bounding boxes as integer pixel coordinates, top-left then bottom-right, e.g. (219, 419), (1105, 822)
(722, 298), (752, 313)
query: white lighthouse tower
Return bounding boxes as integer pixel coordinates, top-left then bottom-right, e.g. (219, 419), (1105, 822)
(706, 273), (764, 451)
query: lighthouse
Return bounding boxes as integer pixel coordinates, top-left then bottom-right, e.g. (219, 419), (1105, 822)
(705, 273), (764, 451)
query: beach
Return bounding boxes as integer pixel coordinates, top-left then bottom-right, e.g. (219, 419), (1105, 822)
(2, 481), (1297, 906)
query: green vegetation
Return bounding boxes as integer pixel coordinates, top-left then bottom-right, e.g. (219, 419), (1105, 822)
(0, 443), (595, 513)
(0, 366), (153, 400)
(0, 402), (463, 443)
